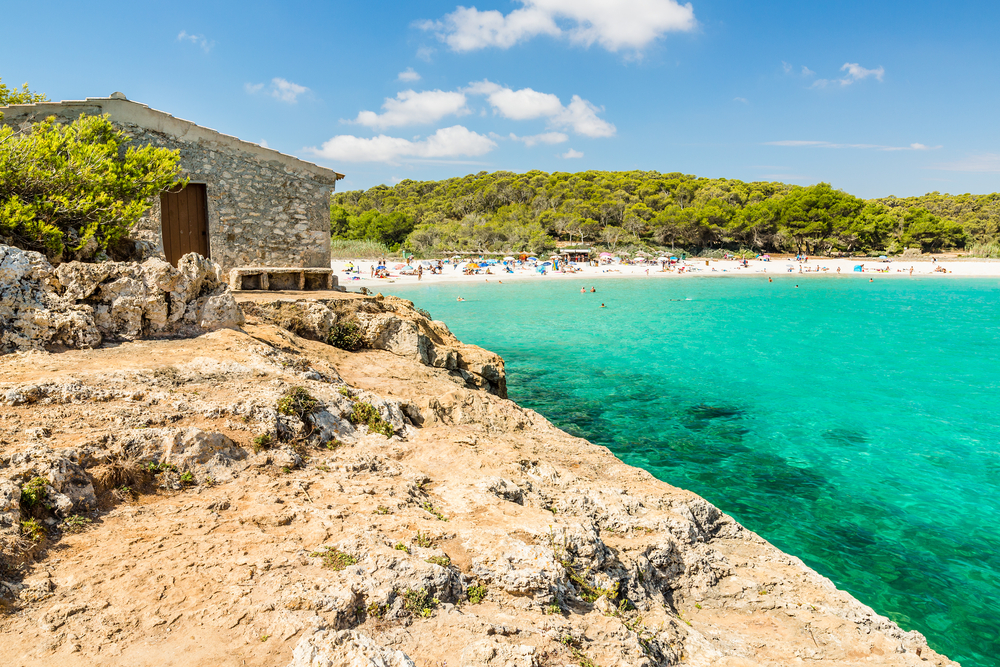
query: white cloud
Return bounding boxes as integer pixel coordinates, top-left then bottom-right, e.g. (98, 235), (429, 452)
(177, 30), (214, 53)
(271, 78), (309, 103)
(782, 61), (792, 74)
(353, 90), (469, 129)
(801, 65), (815, 76)
(259, 139), (269, 148)
(416, 46), (435, 62)
(398, 68), (422, 82)
(247, 78), (310, 103)
(734, 97), (748, 104)
(766, 140), (940, 151)
(467, 80), (616, 137)
(841, 62), (884, 83)
(511, 131), (569, 146)
(420, 0), (696, 53)
(932, 153), (1000, 173)
(560, 148), (585, 159)
(812, 62), (885, 88)
(309, 125), (497, 163)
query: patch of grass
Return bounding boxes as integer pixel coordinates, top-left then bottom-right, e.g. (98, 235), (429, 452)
(347, 402), (394, 438)
(421, 501), (447, 521)
(415, 307), (432, 320)
(394, 542), (410, 554)
(277, 387), (319, 419)
(316, 464), (331, 473)
(413, 530), (433, 548)
(467, 583), (488, 605)
(545, 603), (562, 615)
(260, 634), (270, 642)
(20, 518), (44, 542)
(179, 471), (195, 486)
(425, 555), (451, 567)
(311, 547), (358, 571)
(323, 439), (342, 451)
(19, 477), (48, 510)
(91, 452), (147, 493)
(338, 387), (353, 397)
(365, 601), (387, 619)
(62, 515), (92, 533)
(328, 321), (365, 352)
(252, 433), (273, 453)
(374, 505), (391, 515)
(402, 587), (439, 618)
(145, 462), (178, 474)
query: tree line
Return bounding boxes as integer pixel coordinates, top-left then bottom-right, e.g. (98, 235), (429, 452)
(331, 170), (999, 256)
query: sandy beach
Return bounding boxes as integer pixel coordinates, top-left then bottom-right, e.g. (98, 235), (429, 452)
(332, 256), (1000, 288)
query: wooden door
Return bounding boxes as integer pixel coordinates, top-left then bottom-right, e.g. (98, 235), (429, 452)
(160, 183), (209, 266)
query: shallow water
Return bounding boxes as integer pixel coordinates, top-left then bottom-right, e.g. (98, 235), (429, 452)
(385, 276), (1000, 666)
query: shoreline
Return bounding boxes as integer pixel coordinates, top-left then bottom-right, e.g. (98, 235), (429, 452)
(332, 257), (1000, 288)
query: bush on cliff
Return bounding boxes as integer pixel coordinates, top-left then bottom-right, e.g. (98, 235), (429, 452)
(0, 113), (184, 262)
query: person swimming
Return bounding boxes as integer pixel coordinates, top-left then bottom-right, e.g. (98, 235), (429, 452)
(600, 303), (606, 308)
(457, 297), (465, 301)
(581, 287), (586, 293)
(591, 287), (596, 292)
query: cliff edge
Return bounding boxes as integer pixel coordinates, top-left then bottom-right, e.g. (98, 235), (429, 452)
(0, 252), (957, 666)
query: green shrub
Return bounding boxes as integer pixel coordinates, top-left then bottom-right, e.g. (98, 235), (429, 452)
(252, 433), (273, 453)
(467, 583), (488, 604)
(328, 321), (365, 351)
(347, 402), (394, 437)
(402, 588), (439, 618)
(20, 518), (44, 542)
(0, 113), (184, 261)
(19, 477), (47, 509)
(425, 555), (451, 567)
(277, 387), (319, 418)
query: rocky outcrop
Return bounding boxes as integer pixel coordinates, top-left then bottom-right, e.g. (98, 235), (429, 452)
(0, 306), (959, 667)
(0, 244), (244, 354)
(249, 295), (507, 397)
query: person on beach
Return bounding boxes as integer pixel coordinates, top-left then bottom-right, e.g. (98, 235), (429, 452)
(417, 265), (423, 281)
(837, 266), (841, 273)
(910, 266), (914, 275)
(371, 265), (374, 278)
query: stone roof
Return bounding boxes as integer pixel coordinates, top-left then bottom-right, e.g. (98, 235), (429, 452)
(0, 93), (344, 184)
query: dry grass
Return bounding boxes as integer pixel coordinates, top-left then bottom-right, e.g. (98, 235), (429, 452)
(89, 451), (147, 495)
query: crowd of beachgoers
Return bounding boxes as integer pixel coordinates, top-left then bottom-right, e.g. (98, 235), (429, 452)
(331, 252), (1000, 286)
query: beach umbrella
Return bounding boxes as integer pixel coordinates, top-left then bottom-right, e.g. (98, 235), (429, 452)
(503, 256), (515, 261)
(657, 256), (670, 261)
(599, 252), (613, 257)
(527, 256), (538, 261)
(467, 262), (480, 268)
(394, 263), (405, 270)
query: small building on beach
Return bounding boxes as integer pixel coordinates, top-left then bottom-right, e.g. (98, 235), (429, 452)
(0, 92), (344, 275)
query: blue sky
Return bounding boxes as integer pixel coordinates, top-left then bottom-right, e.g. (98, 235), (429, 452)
(4, 0), (999, 198)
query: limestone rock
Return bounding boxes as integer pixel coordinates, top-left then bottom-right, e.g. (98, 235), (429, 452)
(162, 428), (247, 482)
(0, 481), (20, 537)
(0, 244), (243, 355)
(289, 629), (416, 667)
(460, 639), (537, 667)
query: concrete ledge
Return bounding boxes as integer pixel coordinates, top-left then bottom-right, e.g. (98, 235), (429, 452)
(229, 267), (340, 292)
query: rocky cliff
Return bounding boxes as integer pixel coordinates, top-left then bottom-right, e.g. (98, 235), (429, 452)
(0, 252), (957, 666)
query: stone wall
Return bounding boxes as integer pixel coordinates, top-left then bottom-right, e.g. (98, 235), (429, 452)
(0, 97), (341, 274)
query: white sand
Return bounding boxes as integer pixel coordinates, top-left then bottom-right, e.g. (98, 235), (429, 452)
(332, 257), (1000, 288)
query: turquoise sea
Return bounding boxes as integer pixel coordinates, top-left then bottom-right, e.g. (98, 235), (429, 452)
(385, 276), (1000, 666)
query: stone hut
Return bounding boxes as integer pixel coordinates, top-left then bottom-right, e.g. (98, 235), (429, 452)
(0, 93), (344, 276)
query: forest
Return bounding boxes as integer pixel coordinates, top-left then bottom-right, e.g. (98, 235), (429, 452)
(330, 170), (1000, 257)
